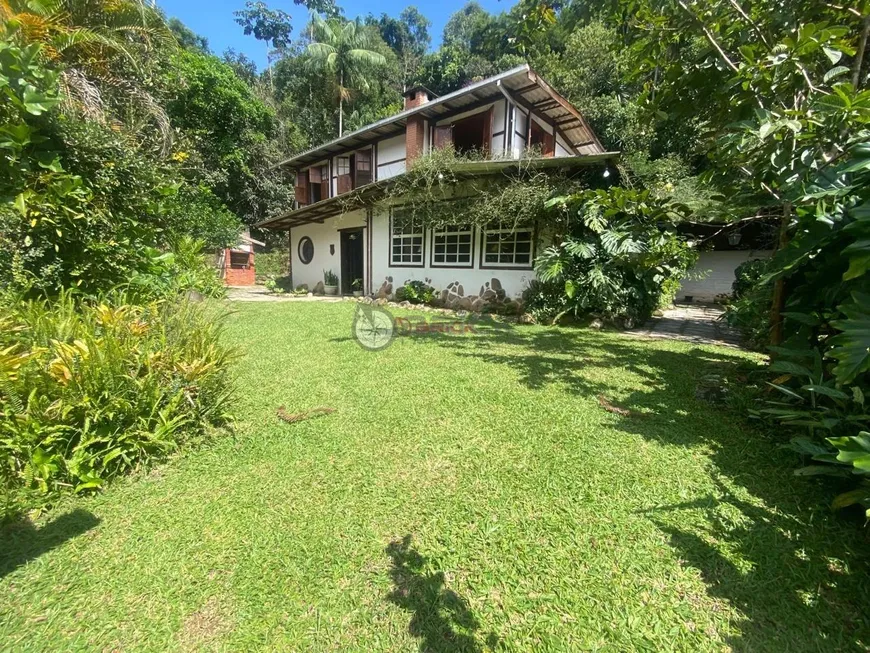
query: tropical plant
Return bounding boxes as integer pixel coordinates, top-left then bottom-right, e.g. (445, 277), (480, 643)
(0, 289), (233, 517)
(724, 258), (774, 348)
(305, 15), (387, 136)
(395, 279), (435, 304)
(129, 237), (226, 300)
(534, 188), (697, 325)
(1, 0), (175, 148)
(323, 269), (338, 286)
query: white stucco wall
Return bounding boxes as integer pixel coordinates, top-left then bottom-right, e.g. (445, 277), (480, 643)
(492, 99), (507, 155)
(376, 134), (406, 180)
(512, 106), (528, 158)
(369, 210), (540, 299)
(289, 210), (367, 290)
(555, 132), (572, 157)
(680, 250), (773, 301)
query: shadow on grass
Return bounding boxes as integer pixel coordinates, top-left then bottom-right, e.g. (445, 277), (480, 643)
(433, 322), (870, 651)
(0, 509), (100, 580)
(386, 535), (494, 652)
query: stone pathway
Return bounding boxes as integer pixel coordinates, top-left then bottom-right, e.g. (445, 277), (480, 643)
(630, 303), (742, 347)
(226, 286), (344, 302)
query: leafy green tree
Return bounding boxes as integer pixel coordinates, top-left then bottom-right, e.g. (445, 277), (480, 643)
(168, 17), (210, 53)
(223, 47), (259, 85)
(234, 1), (294, 51)
(160, 49), (289, 224)
(305, 16), (388, 136)
(367, 7), (431, 91)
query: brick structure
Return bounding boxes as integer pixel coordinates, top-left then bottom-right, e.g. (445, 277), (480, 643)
(403, 87), (430, 109)
(405, 114), (425, 166)
(222, 249), (256, 286)
(404, 86), (431, 167)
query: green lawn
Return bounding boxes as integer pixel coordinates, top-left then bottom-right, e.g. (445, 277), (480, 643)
(2, 301), (870, 651)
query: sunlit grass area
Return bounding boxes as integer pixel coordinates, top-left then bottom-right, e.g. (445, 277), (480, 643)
(2, 301), (869, 651)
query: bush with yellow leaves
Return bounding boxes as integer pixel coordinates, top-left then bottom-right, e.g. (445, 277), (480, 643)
(0, 290), (234, 518)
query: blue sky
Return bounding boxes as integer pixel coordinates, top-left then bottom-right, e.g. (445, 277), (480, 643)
(156, 0), (518, 70)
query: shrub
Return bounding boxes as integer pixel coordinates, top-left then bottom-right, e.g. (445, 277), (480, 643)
(395, 280), (435, 305)
(534, 188), (697, 325)
(731, 258), (770, 299)
(0, 290), (234, 517)
(724, 258), (773, 348)
(521, 279), (569, 323)
(129, 237), (226, 300)
(255, 250), (290, 282)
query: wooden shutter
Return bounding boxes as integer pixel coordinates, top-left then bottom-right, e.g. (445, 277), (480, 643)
(295, 170), (309, 205)
(355, 149), (372, 187)
(320, 165), (329, 200)
(482, 107), (494, 156)
(434, 125), (453, 150)
(337, 174), (353, 194)
(308, 166), (322, 183)
(543, 132), (555, 157)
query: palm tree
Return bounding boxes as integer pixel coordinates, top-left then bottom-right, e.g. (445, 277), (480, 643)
(305, 15), (386, 137)
(1, 0), (175, 150)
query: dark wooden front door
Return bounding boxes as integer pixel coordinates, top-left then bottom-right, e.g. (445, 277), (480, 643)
(340, 229), (364, 294)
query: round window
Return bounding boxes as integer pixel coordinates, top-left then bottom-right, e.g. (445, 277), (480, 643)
(298, 237), (314, 265)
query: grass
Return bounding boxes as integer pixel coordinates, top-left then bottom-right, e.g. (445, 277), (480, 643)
(2, 300), (870, 651)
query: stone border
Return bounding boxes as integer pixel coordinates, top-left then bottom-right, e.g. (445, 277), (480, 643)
(343, 295), (535, 324)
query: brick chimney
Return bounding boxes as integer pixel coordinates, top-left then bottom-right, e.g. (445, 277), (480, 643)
(406, 115), (425, 166)
(403, 86), (430, 110)
(403, 86), (434, 165)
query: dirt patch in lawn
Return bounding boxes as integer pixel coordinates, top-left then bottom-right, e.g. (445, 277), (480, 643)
(178, 596), (233, 651)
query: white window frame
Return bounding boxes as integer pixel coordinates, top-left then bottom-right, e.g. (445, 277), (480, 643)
(431, 224), (474, 268)
(389, 208), (425, 267)
(481, 222), (534, 269)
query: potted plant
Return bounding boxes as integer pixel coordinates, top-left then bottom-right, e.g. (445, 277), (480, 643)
(323, 269), (339, 295)
(352, 278), (363, 297)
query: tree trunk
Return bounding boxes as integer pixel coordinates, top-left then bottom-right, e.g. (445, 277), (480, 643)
(853, 14), (870, 89)
(769, 202), (792, 348)
(338, 70), (344, 137)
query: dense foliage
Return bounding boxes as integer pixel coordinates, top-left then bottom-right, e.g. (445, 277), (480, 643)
(0, 291), (233, 518)
(0, 10), (252, 514)
(590, 0), (870, 511)
(532, 188), (697, 325)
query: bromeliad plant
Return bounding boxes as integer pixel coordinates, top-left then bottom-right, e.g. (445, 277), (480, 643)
(533, 187), (697, 325)
(0, 290), (234, 518)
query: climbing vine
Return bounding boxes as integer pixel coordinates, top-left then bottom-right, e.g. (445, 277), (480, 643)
(336, 147), (601, 231)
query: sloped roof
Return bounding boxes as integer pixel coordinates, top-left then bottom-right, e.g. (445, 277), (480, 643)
(275, 65), (605, 170)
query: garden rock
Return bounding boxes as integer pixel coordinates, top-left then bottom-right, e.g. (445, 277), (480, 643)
(376, 279), (393, 299)
(313, 281), (324, 295)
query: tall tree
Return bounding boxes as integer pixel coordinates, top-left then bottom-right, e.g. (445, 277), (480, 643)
(305, 16), (387, 136)
(168, 17), (210, 53)
(233, 0), (293, 86)
(367, 7), (430, 91)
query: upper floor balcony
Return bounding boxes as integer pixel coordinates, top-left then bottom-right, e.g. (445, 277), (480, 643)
(278, 65), (607, 208)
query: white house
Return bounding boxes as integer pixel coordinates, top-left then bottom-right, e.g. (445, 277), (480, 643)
(257, 65), (617, 307)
